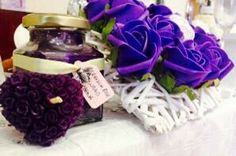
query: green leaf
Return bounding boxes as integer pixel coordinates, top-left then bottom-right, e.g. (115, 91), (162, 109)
(141, 73), (152, 81)
(107, 47), (118, 67)
(91, 20), (106, 32)
(152, 54), (167, 80)
(105, 4), (111, 11)
(152, 62), (163, 79)
(214, 79), (220, 87)
(102, 18), (116, 42)
(157, 56), (163, 63)
(172, 85), (189, 94)
(111, 48), (118, 67)
(152, 55), (197, 100)
(202, 80), (214, 88)
(79, 8), (86, 18)
(173, 85), (197, 101)
(159, 74), (176, 93)
(202, 79), (220, 88)
(186, 88), (197, 101)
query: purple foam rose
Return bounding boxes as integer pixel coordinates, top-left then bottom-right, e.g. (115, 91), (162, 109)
(162, 39), (212, 88)
(58, 103), (74, 115)
(10, 72), (28, 85)
(84, 0), (148, 24)
(44, 110), (59, 124)
(58, 118), (70, 130)
(15, 86), (28, 97)
(25, 132), (42, 145)
(34, 121), (48, 134)
(2, 97), (15, 109)
(147, 5), (183, 47)
(148, 4), (172, 18)
(108, 20), (162, 76)
(20, 117), (32, 130)
(45, 126), (58, 139)
(148, 16), (183, 47)
(27, 90), (41, 103)
(30, 103), (45, 118)
(16, 104), (29, 116)
(194, 27), (234, 80)
(162, 33), (234, 88)
(29, 77), (42, 88)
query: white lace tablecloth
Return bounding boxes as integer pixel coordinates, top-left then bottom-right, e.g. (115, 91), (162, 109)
(1, 97), (236, 156)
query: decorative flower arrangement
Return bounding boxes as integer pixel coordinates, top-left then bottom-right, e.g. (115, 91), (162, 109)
(83, 1), (234, 132)
(0, 0), (234, 147)
(0, 71), (84, 146)
(84, 0), (234, 93)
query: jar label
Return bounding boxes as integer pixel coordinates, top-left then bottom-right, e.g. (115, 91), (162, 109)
(74, 61), (114, 109)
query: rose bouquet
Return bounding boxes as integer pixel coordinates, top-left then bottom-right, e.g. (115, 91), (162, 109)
(83, 0), (234, 133)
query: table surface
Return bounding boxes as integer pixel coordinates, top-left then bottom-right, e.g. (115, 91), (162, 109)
(1, 96), (236, 156)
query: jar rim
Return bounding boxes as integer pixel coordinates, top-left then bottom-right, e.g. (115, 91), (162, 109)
(22, 13), (91, 29)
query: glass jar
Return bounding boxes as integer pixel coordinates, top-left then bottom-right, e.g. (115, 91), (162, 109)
(13, 14), (104, 125)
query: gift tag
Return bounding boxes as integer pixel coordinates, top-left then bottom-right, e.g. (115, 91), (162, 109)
(74, 61), (114, 109)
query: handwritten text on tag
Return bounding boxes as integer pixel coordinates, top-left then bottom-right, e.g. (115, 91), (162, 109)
(74, 61), (114, 109)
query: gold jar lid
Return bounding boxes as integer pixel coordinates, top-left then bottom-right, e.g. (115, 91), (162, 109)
(22, 13), (90, 29)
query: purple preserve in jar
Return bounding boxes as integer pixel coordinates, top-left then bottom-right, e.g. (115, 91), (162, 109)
(14, 14), (104, 125)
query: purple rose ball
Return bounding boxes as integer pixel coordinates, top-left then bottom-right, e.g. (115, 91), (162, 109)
(84, 0), (148, 24)
(0, 71), (84, 146)
(108, 20), (162, 76)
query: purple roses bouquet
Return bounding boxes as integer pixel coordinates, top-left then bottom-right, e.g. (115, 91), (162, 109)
(85, 0), (234, 92)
